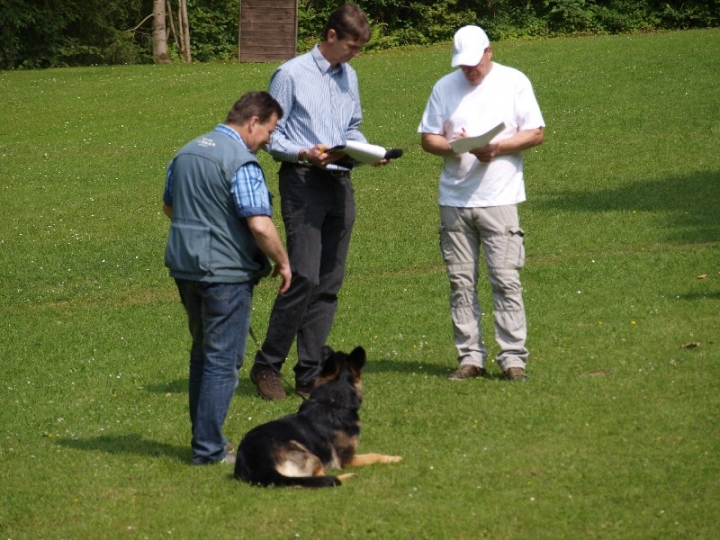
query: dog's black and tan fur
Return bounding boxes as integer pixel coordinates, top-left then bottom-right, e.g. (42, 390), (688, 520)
(234, 346), (402, 487)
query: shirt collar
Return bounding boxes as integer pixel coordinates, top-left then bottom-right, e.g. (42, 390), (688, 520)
(215, 123), (249, 149)
(311, 45), (344, 76)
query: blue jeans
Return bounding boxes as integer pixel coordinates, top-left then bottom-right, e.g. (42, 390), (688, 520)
(254, 163), (355, 386)
(175, 279), (253, 464)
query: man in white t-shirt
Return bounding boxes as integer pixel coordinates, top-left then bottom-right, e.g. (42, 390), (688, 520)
(418, 25), (545, 381)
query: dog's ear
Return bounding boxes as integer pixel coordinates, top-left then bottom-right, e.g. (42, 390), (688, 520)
(321, 345), (335, 361)
(348, 346), (366, 371)
(319, 351), (340, 379)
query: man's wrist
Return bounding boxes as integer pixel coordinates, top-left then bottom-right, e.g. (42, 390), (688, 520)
(298, 149), (310, 164)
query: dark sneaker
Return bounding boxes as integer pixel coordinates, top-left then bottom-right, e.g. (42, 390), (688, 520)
(295, 383), (313, 399)
(192, 450), (236, 466)
(447, 364), (486, 380)
(250, 364), (287, 400)
(504, 367), (528, 381)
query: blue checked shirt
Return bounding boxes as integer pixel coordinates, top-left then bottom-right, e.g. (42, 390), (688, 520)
(163, 124), (272, 218)
(267, 45), (367, 170)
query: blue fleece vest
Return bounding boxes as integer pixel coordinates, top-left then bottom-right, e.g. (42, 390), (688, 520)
(165, 129), (264, 283)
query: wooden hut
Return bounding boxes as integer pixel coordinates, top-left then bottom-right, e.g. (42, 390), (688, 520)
(238, 0), (297, 62)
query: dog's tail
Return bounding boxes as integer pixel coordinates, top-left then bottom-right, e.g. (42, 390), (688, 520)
(271, 475), (342, 488)
(234, 452), (342, 488)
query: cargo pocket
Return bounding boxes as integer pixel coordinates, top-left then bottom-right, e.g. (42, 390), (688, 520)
(439, 222), (462, 266)
(504, 226), (525, 269)
(438, 223), (449, 264)
(165, 221), (213, 274)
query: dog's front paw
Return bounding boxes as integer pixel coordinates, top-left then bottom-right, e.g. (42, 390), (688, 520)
(382, 455), (403, 464)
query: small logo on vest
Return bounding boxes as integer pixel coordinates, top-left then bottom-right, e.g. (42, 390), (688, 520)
(197, 137), (216, 148)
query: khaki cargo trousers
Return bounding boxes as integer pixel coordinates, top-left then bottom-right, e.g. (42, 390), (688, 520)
(439, 204), (529, 371)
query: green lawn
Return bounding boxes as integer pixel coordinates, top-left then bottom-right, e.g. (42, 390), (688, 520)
(1, 29), (719, 539)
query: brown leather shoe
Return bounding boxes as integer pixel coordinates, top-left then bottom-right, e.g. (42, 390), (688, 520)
(447, 364), (486, 380)
(504, 367), (528, 381)
(250, 364), (287, 400)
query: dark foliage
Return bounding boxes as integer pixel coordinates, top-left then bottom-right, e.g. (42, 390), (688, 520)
(1, 0), (718, 69)
(0, 0), (153, 69)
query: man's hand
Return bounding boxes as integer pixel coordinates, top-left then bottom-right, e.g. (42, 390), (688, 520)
(470, 142), (500, 163)
(247, 215), (292, 294)
(306, 144), (345, 167)
(272, 262), (292, 294)
(470, 127), (544, 162)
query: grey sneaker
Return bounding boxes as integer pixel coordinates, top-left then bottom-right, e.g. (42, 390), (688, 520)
(219, 453), (236, 465)
(250, 364), (287, 400)
(192, 448), (236, 466)
(447, 364), (486, 380)
(504, 367), (528, 381)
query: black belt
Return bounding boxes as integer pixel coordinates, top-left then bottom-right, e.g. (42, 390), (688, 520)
(282, 162), (351, 179)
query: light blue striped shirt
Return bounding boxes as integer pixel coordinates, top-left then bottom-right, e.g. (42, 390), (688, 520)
(163, 124), (272, 218)
(267, 45), (367, 169)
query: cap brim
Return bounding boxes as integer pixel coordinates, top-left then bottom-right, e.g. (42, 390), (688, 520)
(451, 51), (483, 68)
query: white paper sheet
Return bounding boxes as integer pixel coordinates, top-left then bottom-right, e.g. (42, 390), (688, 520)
(328, 141), (388, 164)
(448, 122), (506, 154)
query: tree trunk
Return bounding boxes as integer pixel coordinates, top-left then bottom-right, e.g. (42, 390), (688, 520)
(152, 0), (170, 63)
(179, 0), (192, 63)
(166, 0), (181, 53)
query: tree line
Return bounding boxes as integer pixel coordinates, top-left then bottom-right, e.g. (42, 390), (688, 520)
(1, 0), (718, 70)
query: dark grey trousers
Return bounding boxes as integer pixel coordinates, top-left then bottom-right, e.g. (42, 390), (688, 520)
(254, 163), (356, 385)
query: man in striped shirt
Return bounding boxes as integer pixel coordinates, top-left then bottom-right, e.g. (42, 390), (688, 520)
(249, 3), (373, 400)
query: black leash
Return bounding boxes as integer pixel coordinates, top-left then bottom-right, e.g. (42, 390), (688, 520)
(248, 325), (261, 350)
(247, 325), (307, 400)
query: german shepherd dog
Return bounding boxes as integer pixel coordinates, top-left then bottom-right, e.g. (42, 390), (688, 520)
(234, 346), (402, 487)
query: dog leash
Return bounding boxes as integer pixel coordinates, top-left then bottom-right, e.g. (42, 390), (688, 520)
(248, 325), (261, 350)
(246, 325), (309, 400)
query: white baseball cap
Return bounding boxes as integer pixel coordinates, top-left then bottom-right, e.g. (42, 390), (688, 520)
(451, 25), (490, 67)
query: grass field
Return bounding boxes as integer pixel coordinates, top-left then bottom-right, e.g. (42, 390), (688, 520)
(1, 29), (719, 539)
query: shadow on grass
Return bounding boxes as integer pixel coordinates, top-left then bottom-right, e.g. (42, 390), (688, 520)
(674, 290), (720, 301)
(144, 379), (188, 394)
(56, 433), (190, 463)
(535, 170), (720, 243)
(367, 357), (526, 380)
(366, 358), (452, 377)
(143, 376), (266, 397)
(142, 360), (499, 389)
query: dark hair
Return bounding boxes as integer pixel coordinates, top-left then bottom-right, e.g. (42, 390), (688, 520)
(226, 91), (283, 125)
(323, 3), (370, 42)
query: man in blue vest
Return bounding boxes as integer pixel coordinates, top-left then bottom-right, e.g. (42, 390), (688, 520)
(163, 91), (291, 465)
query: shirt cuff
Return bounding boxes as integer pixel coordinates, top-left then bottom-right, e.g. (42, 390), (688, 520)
(237, 206), (272, 219)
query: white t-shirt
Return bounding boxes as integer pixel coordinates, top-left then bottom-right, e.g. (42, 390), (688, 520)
(418, 63), (545, 207)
